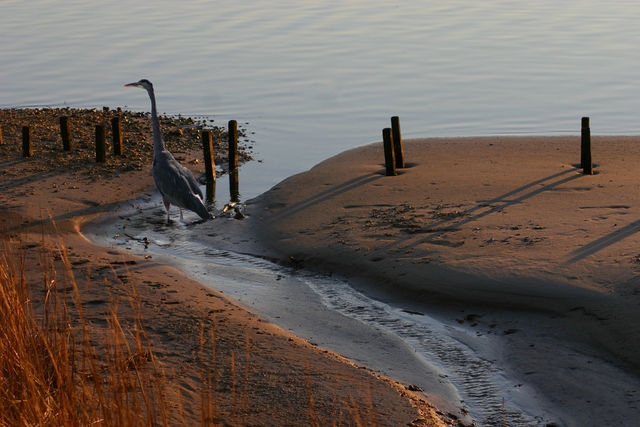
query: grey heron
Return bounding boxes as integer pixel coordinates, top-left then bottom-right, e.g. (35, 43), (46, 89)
(124, 79), (212, 223)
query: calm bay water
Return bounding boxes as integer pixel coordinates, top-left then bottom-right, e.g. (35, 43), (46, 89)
(3, 1), (640, 197)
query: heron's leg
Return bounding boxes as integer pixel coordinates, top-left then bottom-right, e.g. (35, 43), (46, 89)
(179, 208), (184, 221)
(163, 200), (171, 223)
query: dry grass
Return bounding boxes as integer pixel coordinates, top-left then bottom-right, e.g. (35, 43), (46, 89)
(0, 233), (386, 426)
(0, 236), (177, 426)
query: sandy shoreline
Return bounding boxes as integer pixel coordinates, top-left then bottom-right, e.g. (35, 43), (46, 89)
(204, 136), (640, 426)
(5, 104), (640, 425)
(0, 109), (449, 426)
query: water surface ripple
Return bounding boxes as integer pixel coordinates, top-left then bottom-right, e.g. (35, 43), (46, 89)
(3, 1), (640, 198)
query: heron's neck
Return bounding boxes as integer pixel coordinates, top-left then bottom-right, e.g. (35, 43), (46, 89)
(148, 87), (165, 153)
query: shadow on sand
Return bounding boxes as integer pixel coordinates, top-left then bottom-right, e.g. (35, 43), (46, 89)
(381, 167), (584, 252)
(565, 219), (640, 264)
(265, 172), (383, 223)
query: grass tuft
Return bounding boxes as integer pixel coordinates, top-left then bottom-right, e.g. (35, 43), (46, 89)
(0, 237), (176, 426)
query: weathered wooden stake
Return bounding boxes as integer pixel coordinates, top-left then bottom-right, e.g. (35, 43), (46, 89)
(382, 127), (396, 176)
(111, 116), (123, 155)
(228, 120), (239, 171)
(228, 120), (240, 202)
(95, 124), (106, 163)
(22, 126), (33, 157)
(206, 182), (215, 204)
(581, 117), (592, 175)
(230, 171), (240, 202)
(391, 116), (405, 168)
(201, 130), (217, 183)
(201, 130), (216, 203)
(60, 116), (72, 151)
(0, 124), (3, 145)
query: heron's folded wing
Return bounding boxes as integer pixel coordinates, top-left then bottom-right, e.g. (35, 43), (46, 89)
(155, 161), (199, 205)
(179, 163), (205, 199)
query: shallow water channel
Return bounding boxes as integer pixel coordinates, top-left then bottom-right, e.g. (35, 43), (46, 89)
(85, 192), (640, 427)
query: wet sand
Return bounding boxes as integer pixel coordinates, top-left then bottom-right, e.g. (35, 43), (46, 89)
(0, 109), (449, 426)
(206, 136), (640, 426)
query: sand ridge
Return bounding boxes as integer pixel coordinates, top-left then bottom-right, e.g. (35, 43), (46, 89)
(244, 137), (640, 328)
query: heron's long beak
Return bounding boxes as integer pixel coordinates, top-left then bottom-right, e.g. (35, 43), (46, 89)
(124, 82), (140, 87)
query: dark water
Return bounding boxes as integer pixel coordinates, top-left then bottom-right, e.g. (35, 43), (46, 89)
(4, 1), (640, 197)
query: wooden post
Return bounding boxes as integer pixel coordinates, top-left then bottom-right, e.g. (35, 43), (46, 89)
(581, 117), (592, 175)
(201, 130), (217, 184)
(391, 116), (405, 168)
(0, 124), (3, 145)
(22, 126), (33, 157)
(382, 128), (396, 176)
(111, 116), (123, 155)
(60, 116), (72, 151)
(228, 120), (240, 202)
(201, 130), (216, 203)
(95, 124), (106, 163)
(229, 173), (240, 202)
(228, 120), (239, 172)
(206, 181), (215, 204)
